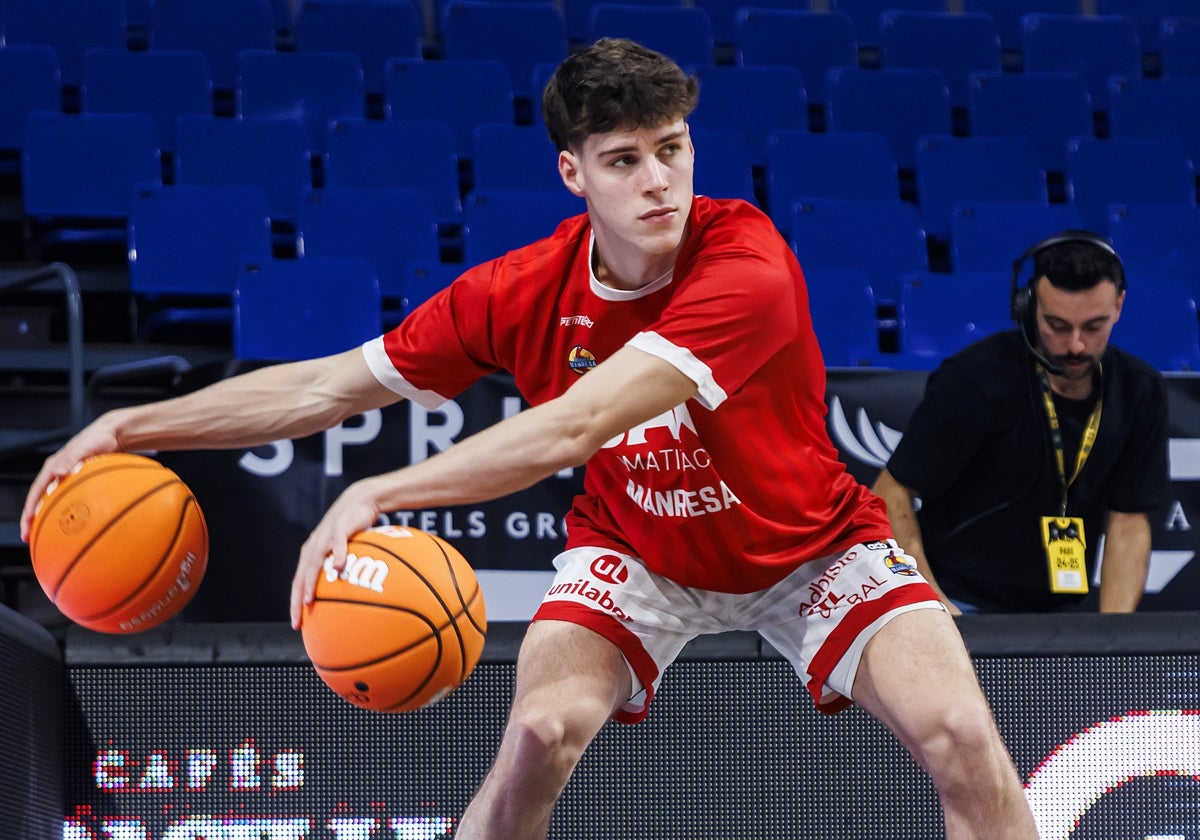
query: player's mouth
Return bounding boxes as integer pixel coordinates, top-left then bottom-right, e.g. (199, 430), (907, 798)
(640, 207), (677, 223)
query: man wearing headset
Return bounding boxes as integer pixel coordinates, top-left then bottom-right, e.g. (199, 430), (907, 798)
(872, 231), (1170, 614)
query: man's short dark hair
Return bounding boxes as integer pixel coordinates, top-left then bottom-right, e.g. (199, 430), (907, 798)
(541, 37), (700, 153)
(1034, 232), (1127, 294)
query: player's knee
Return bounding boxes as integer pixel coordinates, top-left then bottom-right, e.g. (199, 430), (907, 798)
(917, 701), (1002, 783)
(503, 702), (596, 781)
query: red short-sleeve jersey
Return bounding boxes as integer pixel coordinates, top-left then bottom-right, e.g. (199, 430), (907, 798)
(363, 196), (890, 592)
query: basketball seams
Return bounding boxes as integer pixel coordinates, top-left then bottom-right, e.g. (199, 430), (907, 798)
(30, 460), (168, 551)
(41, 477), (182, 596)
(79, 494), (198, 623)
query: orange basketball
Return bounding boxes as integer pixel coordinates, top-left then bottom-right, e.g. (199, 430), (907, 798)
(29, 453), (208, 634)
(301, 525), (487, 713)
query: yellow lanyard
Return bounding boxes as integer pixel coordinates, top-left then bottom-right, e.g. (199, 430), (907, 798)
(1037, 365), (1103, 516)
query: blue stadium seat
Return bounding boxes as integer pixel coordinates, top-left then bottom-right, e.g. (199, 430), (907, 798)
(2, 0), (126, 88)
(805, 268), (880, 367)
(1020, 13), (1141, 112)
(1108, 74), (1200, 167)
(829, 0), (945, 50)
(765, 130), (899, 230)
(150, 0), (276, 91)
(879, 10), (1002, 109)
(563, 0), (679, 46)
(1160, 16), (1200, 77)
(949, 200), (1084, 274)
(966, 70), (1093, 175)
(1114, 274), (1200, 372)
(789, 197), (928, 305)
(235, 50), (365, 152)
(323, 117), (462, 228)
(587, 3), (715, 68)
(23, 110), (159, 222)
(0, 45), (60, 155)
(1065, 136), (1196, 231)
(298, 186), (442, 304)
(914, 134), (1047, 241)
(1096, 0), (1193, 55)
(961, 0), (1080, 56)
(293, 0), (422, 96)
(384, 57), (514, 159)
(689, 128), (757, 204)
(1107, 202), (1200, 298)
(81, 48), (212, 152)
(896, 270), (1012, 369)
(234, 256), (382, 361)
(733, 8), (856, 113)
(688, 65), (807, 167)
(128, 183), (272, 298)
(174, 115), (312, 222)
(825, 66), (952, 171)
(471, 122), (563, 193)
(441, 0), (569, 102)
(697, 0), (812, 47)
(462, 188), (585, 267)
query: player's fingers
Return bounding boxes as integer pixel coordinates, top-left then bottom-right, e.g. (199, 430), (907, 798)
(20, 457), (73, 541)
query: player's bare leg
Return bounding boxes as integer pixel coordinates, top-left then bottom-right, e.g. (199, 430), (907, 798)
(455, 620), (631, 840)
(852, 609), (1039, 839)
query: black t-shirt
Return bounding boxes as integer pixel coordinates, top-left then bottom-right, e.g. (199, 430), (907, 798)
(885, 330), (1171, 612)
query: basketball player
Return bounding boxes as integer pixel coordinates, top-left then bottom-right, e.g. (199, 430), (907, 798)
(872, 233), (1169, 614)
(24, 39), (1038, 839)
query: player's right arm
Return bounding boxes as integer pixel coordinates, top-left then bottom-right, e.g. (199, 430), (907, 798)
(20, 348), (398, 541)
(870, 468), (961, 616)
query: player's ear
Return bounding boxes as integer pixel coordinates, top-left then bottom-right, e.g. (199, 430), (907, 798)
(559, 149), (585, 198)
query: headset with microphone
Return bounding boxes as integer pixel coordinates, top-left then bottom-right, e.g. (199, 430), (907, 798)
(1009, 230), (1126, 376)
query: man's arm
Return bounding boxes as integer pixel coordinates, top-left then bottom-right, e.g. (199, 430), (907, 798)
(290, 344), (699, 625)
(1097, 510), (1152, 613)
(21, 348), (399, 539)
(870, 468), (961, 615)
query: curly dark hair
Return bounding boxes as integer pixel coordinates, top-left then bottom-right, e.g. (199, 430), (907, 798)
(541, 38), (700, 153)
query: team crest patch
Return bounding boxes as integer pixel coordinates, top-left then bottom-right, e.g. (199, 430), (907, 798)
(884, 550), (919, 576)
(568, 344), (597, 375)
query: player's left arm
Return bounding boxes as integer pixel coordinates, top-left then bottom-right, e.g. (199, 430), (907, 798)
(290, 344), (698, 626)
(1097, 509), (1152, 613)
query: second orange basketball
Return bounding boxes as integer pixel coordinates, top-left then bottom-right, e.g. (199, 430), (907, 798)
(29, 452), (209, 634)
(301, 526), (488, 712)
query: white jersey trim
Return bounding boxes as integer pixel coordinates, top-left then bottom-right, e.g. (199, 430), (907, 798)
(627, 330), (727, 410)
(361, 337), (449, 410)
(588, 232), (675, 301)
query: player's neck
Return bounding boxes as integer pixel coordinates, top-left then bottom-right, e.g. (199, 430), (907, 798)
(592, 242), (680, 292)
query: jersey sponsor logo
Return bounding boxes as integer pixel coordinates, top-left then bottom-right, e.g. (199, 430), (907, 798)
(560, 315), (594, 328)
(568, 344), (597, 375)
(323, 553), (389, 593)
(589, 554), (629, 585)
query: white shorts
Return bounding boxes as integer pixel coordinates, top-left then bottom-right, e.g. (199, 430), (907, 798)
(531, 540), (944, 724)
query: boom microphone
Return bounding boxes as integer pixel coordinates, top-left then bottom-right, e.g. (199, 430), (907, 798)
(1018, 320), (1065, 376)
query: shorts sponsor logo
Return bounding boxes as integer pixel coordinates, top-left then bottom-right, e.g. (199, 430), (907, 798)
(546, 577), (632, 622)
(863, 540), (889, 550)
(589, 554), (629, 585)
(884, 550), (919, 576)
(803, 575), (891, 619)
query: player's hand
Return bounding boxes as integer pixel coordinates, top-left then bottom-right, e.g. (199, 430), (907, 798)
(291, 478), (384, 630)
(20, 423), (123, 542)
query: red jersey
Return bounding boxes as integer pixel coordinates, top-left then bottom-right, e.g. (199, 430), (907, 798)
(363, 196), (890, 593)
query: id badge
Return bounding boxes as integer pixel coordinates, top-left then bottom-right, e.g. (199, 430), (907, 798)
(1041, 516), (1089, 594)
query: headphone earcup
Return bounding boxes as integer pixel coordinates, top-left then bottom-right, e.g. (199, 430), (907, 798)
(1010, 285), (1031, 326)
